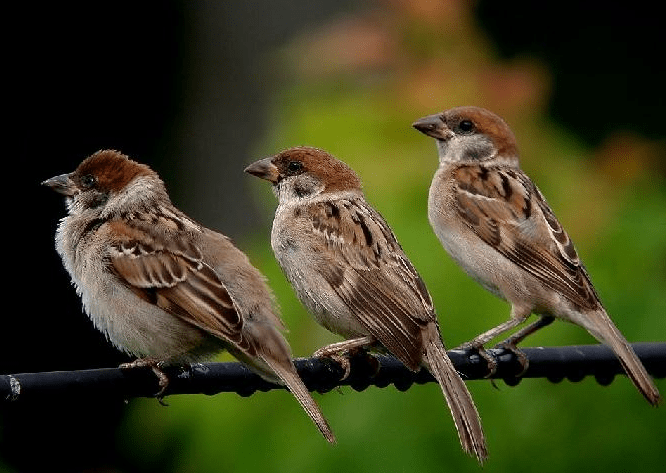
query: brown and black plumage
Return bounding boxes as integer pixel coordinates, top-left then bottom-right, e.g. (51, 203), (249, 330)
(246, 146), (488, 463)
(414, 106), (661, 406)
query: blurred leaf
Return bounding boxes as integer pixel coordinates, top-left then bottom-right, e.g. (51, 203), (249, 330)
(118, 2), (665, 472)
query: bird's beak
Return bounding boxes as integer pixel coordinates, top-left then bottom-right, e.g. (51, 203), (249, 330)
(244, 157), (280, 184)
(42, 173), (77, 196)
(412, 114), (450, 140)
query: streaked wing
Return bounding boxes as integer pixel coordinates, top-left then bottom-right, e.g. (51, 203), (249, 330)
(306, 198), (434, 370)
(107, 218), (251, 352)
(453, 165), (600, 310)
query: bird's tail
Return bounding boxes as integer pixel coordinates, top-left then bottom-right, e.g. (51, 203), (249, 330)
(262, 355), (337, 444)
(423, 323), (488, 463)
(581, 309), (661, 406)
(238, 318), (336, 444)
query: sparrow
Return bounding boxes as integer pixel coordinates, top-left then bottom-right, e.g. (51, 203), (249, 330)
(245, 146), (488, 463)
(42, 149), (336, 443)
(413, 106), (662, 406)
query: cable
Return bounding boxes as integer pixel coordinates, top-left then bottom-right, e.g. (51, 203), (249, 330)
(2, 343), (664, 403)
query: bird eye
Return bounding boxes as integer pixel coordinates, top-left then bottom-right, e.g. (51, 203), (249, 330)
(286, 161), (303, 174)
(80, 174), (96, 188)
(458, 120), (475, 133)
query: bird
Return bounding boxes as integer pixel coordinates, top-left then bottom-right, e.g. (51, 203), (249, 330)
(42, 149), (336, 443)
(245, 146), (488, 462)
(413, 105), (662, 406)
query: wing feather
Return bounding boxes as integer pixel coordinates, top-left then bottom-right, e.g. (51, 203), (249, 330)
(107, 218), (252, 353)
(305, 198), (435, 370)
(453, 165), (601, 310)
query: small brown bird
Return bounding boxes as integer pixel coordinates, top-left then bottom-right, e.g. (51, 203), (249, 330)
(43, 149), (336, 442)
(413, 106), (661, 406)
(245, 146), (488, 463)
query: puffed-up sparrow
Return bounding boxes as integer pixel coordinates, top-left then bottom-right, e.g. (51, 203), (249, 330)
(413, 106), (661, 406)
(245, 146), (488, 462)
(43, 149), (336, 442)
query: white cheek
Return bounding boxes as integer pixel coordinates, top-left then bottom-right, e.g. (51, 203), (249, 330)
(436, 140), (450, 159)
(65, 194), (87, 215)
(438, 135), (495, 163)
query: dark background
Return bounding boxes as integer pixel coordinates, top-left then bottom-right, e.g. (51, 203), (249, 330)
(2, 1), (664, 472)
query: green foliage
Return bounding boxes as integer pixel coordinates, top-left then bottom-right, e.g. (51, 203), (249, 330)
(116, 5), (666, 472)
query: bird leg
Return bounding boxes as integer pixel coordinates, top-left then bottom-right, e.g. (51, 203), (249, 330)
(313, 336), (376, 380)
(120, 358), (170, 405)
(456, 340), (498, 377)
(500, 314), (555, 346)
(456, 308), (531, 377)
(494, 315), (555, 376)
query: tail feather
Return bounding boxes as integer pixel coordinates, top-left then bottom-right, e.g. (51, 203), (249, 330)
(239, 317), (336, 443)
(423, 324), (488, 463)
(583, 310), (662, 406)
(262, 356), (337, 444)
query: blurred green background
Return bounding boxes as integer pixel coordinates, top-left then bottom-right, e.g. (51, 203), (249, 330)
(3, 1), (665, 472)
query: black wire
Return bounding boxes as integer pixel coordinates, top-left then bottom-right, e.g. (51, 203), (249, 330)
(1, 343), (664, 403)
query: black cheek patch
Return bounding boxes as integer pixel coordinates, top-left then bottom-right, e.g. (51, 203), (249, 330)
(293, 182), (310, 198)
(463, 148), (483, 161)
(89, 191), (109, 209)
